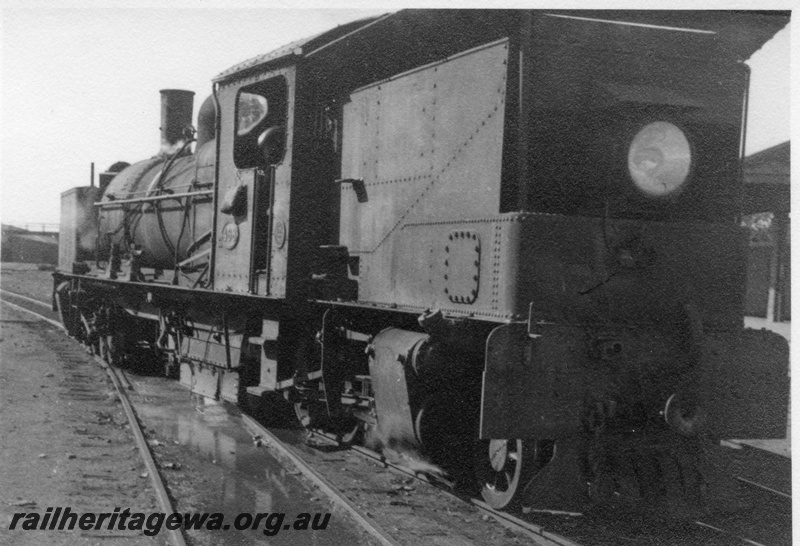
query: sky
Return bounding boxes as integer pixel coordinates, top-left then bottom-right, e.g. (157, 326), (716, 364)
(0, 2), (792, 227)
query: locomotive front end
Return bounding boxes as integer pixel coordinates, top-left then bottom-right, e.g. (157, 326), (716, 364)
(478, 12), (789, 512)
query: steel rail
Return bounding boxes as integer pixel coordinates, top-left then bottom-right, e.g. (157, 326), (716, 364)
(0, 288), (52, 309)
(267, 425), (579, 546)
(735, 476), (791, 500)
(0, 297), (63, 329)
(0, 296), (187, 546)
(100, 362), (188, 546)
(304, 429), (582, 546)
(241, 415), (403, 546)
(694, 520), (768, 546)
(302, 427), (788, 546)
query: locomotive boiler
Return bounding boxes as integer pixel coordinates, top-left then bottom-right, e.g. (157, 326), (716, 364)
(54, 10), (790, 513)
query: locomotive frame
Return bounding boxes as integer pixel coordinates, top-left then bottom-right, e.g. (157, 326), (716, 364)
(54, 10), (789, 512)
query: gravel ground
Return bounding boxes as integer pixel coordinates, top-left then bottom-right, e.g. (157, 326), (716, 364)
(0, 304), (164, 545)
(0, 264), (54, 303)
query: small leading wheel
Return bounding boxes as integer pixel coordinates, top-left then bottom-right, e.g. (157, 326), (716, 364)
(476, 439), (552, 510)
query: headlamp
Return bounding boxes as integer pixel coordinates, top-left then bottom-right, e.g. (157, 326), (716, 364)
(627, 121), (691, 198)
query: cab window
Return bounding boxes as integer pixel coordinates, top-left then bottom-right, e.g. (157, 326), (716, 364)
(234, 76), (288, 169)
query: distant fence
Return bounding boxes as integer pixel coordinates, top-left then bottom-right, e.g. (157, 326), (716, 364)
(5, 223), (60, 233)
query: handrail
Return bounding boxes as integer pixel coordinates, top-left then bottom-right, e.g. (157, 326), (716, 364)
(177, 248), (211, 268)
(94, 190), (213, 207)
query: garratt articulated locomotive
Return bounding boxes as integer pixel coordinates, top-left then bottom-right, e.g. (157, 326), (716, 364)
(54, 10), (789, 512)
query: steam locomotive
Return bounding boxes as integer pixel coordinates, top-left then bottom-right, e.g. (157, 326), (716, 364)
(54, 10), (789, 512)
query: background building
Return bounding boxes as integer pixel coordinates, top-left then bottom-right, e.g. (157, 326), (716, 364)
(742, 141), (790, 338)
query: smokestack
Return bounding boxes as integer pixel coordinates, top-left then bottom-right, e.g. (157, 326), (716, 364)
(160, 89), (195, 156)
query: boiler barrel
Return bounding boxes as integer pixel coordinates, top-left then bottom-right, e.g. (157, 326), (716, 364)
(97, 141), (215, 269)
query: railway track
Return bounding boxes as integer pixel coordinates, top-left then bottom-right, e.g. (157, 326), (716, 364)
(300, 426), (794, 545)
(2, 287), (791, 546)
(1, 289), (440, 545)
(1, 288), (188, 546)
(247, 420), (794, 546)
(243, 417), (582, 546)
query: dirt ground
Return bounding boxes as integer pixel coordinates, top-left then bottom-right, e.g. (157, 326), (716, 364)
(0, 304), (164, 545)
(0, 264), (55, 303)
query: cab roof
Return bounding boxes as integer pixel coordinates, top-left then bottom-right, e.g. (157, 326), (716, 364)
(213, 14), (388, 83)
(213, 10), (789, 83)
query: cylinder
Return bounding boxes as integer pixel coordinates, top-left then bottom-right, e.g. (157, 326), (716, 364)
(160, 89), (195, 155)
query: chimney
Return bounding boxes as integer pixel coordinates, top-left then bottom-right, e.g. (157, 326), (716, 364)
(160, 89), (195, 155)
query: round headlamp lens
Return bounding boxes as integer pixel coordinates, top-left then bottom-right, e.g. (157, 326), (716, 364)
(627, 121), (691, 198)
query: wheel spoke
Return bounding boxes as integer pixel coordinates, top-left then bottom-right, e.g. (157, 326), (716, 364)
(478, 438), (556, 510)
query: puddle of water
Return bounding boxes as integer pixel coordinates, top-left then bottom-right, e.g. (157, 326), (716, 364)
(129, 375), (367, 545)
